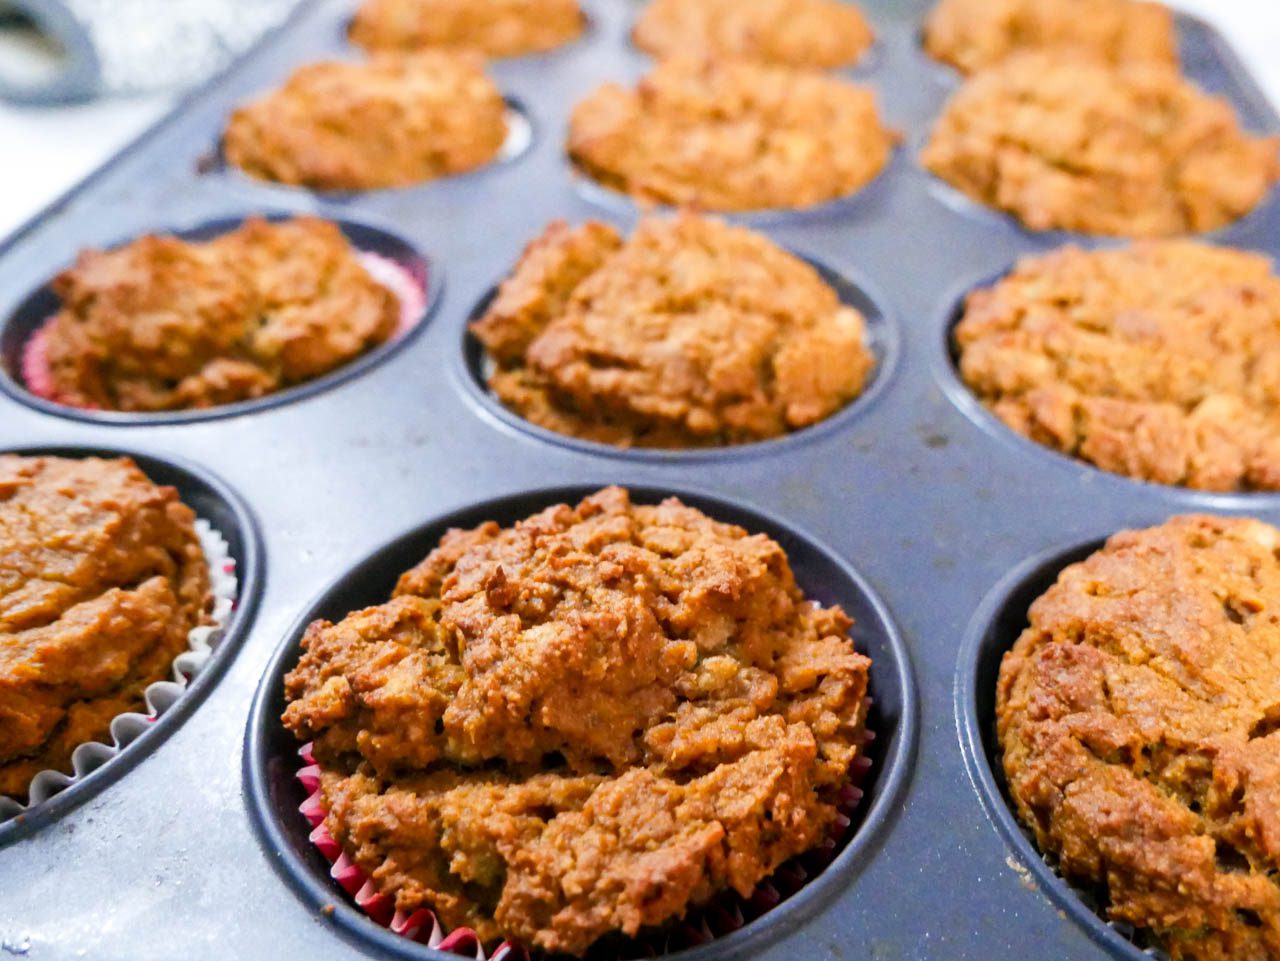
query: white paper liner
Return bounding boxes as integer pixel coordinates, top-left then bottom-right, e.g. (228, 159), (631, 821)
(0, 517), (238, 822)
(500, 107), (533, 163)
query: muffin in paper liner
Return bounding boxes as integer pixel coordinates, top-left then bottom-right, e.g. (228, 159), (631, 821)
(19, 248), (428, 411)
(293, 703), (877, 960)
(0, 517), (239, 822)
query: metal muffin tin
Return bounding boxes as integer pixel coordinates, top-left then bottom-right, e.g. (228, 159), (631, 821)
(0, 2), (1276, 960)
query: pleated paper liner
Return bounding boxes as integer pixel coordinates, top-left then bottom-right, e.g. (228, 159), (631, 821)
(19, 250), (427, 409)
(0, 517), (239, 821)
(295, 701), (876, 960)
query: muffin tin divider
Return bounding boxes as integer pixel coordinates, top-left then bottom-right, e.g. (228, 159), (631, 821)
(0, 1), (1276, 960)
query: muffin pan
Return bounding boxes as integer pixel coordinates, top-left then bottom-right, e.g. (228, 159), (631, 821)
(0, 1), (1276, 960)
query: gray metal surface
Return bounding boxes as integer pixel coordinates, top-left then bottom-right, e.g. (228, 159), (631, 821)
(0, 1), (1276, 959)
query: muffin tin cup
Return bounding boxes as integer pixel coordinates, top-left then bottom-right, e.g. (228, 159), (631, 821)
(0, 517), (238, 823)
(931, 261), (1280, 509)
(0, 213), (440, 426)
(200, 98), (537, 202)
(955, 536), (1178, 961)
(457, 251), (902, 463)
(0, 445), (264, 846)
(244, 484), (917, 961)
(292, 725), (875, 960)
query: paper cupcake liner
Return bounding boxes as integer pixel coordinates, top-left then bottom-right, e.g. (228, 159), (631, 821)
(20, 249), (428, 408)
(296, 698), (876, 960)
(0, 518), (238, 822)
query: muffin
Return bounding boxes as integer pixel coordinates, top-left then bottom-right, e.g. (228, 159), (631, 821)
(349, 0), (585, 58)
(283, 485), (872, 956)
(469, 213), (876, 448)
(997, 515), (1280, 961)
(28, 217), (401, 413)
(568, 56), (896, 212)
(632, 0), (874, 70)
(921, 53), (1280, 236)
(0, 455), (211, 800)
(223, 53), (508, 190)
(954, 241), (1280, 492)
(924, 0), (1177, 75)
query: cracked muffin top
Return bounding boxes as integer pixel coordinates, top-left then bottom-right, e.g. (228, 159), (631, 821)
(567, 56), (896, 212)
(223, 52), (508, 190)
(0, 455), (210, 800)
(633, 0), (873, 69)
(924, 0), (1176, 75)
(954, 241), (1280, 492)
(283, 486), (871, 955)
(469, 213), (876, 448)
(41, 217), (400, 413)
(921, 53), (1280, 236)
(997, 515), (1280, 961)
(349, 0), (585, 58)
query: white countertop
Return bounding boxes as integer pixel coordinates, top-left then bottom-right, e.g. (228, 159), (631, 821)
(0, 0), (1277, 242)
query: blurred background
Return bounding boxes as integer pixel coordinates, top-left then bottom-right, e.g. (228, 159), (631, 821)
(0, 0), (1276, 241)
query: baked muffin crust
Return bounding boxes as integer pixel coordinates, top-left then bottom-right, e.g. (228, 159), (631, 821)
(470, 214), (876, 448)
(633, 0), (873, 69)
(922, 53), (1280, 236)
(284, 486), (871, 955)
(42, 217), (400, 412)
(568, 56), (896, 212)
(924, 0), (1176, 75)
(998, 515), (1280, 961)
(223, 53), (508, 190)
(350, 0), (585, 58)
(955, 241), (1280, 492)
(0, 455), (210, 799)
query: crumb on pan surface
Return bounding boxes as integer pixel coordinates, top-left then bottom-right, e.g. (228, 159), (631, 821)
(223, 53), (508, 191)
(0, 455), (210, 800)
(921, 53), (1280, 237)
(997, 515), (1280, 961)
(567, 56), (896, 212)
(282, 486), (872, 955)
(923, 0), (1176, 75)
(469, 213), (876, 448)
(632, 0), (873, 69)
(955, 241), (1280, 492)
(39, 217), (400, 413)
(349, 0), (585, 58)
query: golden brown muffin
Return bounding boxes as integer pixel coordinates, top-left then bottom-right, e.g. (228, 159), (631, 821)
(955, 241), (1280, 492)
(0, 455), (211, 800)
(568, 56), (896, 212)
(42, 217), (399, 413)
(469, 213), (876, 448)
(283, 486), (871, 955)
(349, 0), (585, 58)
(921, 53), (1280, 236)
(923, 0), (1177, 75)
(223, 53), (508, 190)
(998, 515), (1280, 961)
(633, 0), (873, 69)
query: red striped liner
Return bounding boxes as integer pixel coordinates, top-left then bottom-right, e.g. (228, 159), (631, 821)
(295, 700), (875, 960)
